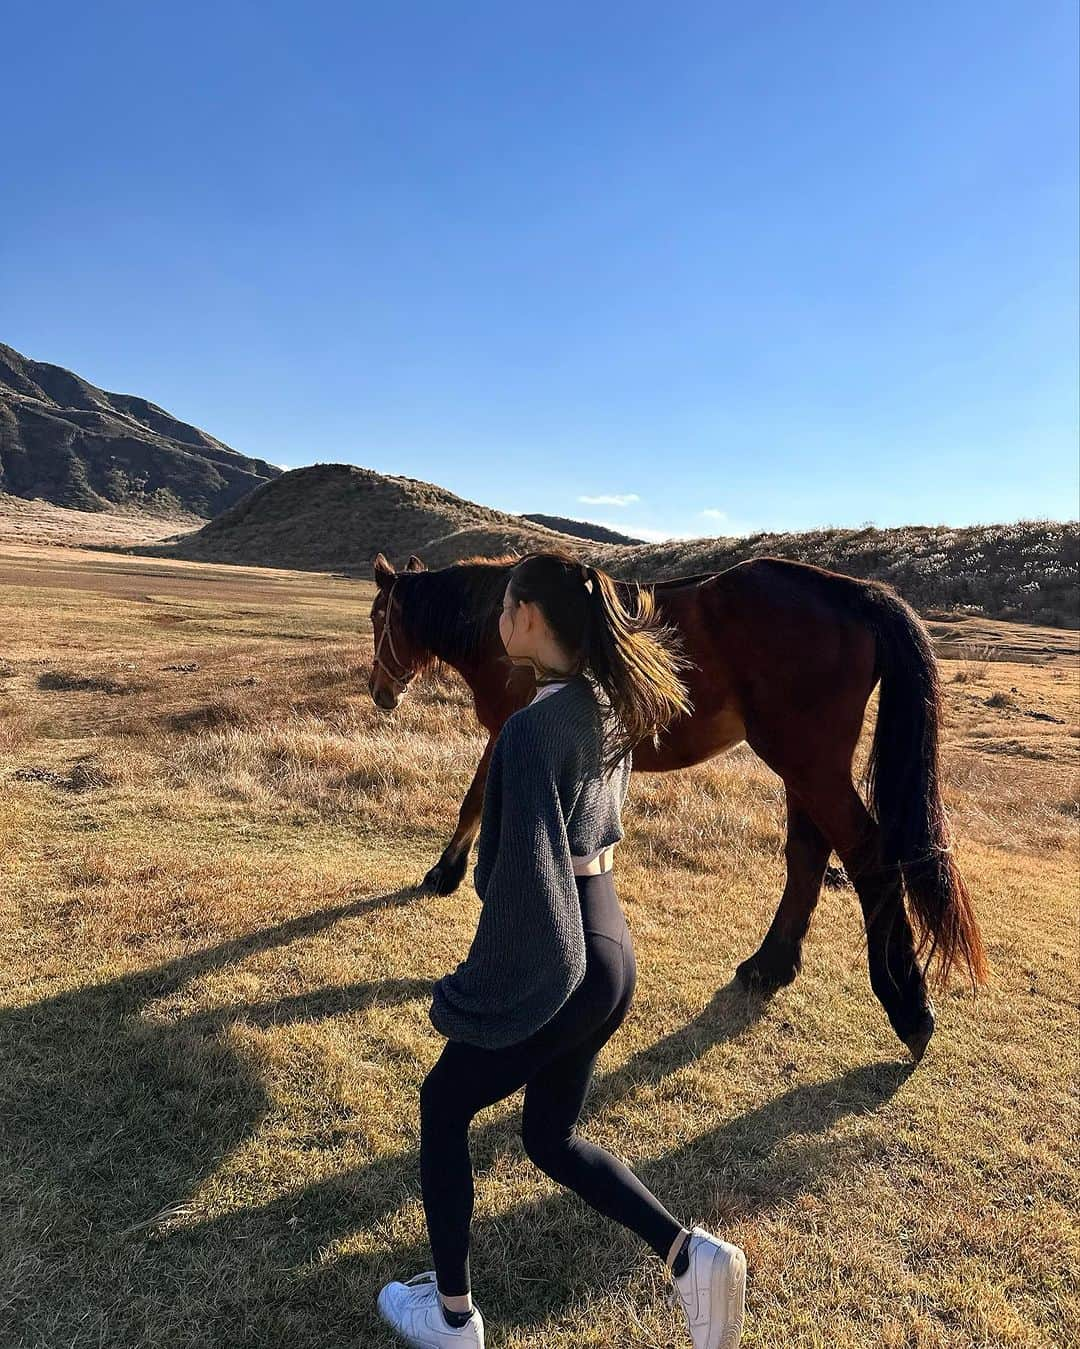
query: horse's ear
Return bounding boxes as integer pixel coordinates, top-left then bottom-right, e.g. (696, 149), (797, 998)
(404, 555), (427, 572)
(373, 552), (396, 583)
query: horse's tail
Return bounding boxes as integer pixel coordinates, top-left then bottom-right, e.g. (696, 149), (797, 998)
(859, 582), (989, 991)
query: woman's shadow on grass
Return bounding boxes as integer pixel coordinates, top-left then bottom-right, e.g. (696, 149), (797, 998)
(1, 885), (911, 1346)
(0, 883), (424, 1345)
(177, 988), (910, 1347)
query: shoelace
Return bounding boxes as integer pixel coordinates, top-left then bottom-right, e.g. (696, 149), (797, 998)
(666, 1223), (712, 1313)
(665, 1227), (697, 1309)
(666, 1273), (693, 1310)
(666, 1260), (691, 1310)
(401, 1271), (479, 1324)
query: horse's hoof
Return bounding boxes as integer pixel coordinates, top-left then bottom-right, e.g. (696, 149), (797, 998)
(735, 954), (798, 995)
(421, 858), (467, 896)
(420, 865), (446, 894)
(903, 1008), (936, 1063)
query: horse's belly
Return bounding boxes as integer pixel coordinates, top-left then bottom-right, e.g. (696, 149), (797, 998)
(662, 703), (746, 768)
(705, 705), (747, 754)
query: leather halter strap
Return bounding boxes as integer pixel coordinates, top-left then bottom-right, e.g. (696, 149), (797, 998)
(372, 577), (417, 693)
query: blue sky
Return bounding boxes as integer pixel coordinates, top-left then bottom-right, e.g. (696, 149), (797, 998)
(5, 2), (1077, 540)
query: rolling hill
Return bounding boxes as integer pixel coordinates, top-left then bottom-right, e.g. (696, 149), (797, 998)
(144, 460), (1078, 628)
(149, 462), (577, 572)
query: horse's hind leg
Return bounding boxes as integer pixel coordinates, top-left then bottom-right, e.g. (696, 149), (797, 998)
(735, 786), (831, 992)
(803, 776), (935, 1060)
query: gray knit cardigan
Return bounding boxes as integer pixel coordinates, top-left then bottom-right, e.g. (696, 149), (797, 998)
(428, 674), (633, 1049)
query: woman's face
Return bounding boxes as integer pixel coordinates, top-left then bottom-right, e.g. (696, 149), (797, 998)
(500, 578), (577, 675)
(499, 582), (523, 657)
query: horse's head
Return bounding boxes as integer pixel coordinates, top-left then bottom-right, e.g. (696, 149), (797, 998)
(369, 552), (427, 709)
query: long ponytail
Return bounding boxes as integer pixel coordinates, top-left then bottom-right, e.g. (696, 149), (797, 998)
(507, 552), (697, 773)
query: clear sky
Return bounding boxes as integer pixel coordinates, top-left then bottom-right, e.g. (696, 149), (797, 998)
(5, 2), (1077, 540)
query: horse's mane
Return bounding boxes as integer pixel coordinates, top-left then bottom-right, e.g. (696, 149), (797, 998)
(398, 554), (520, 669)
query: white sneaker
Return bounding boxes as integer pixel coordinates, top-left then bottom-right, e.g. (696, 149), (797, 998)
(667, 1227), (746, 1349)
(376, 1269), (485, 1348)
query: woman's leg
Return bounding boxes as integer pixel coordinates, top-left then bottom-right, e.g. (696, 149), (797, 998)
(519, 935), (686, 1261)
(419, 897), (663, 1299)
(419, 1036), (537, 1297)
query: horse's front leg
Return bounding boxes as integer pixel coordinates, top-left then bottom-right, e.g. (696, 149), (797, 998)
(420, 741), (493, 895)
(736, 787), (832, 991)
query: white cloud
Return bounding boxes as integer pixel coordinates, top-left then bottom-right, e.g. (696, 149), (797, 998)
(584, 518), (698, 542)
(273, 463), (292, 472)
(578, 492), (640, 507)
(700, 508), (762, 538)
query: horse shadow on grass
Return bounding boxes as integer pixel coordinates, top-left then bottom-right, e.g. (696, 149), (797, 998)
(0, 884), (912, 1347)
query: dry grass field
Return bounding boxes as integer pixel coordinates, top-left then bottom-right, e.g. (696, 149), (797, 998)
(1, 542), (1076, 1349)
(0, 493), (203, 550)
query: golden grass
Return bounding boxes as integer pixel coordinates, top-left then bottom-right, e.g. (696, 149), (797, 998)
(0, 543), (1077, 1348)
(0, 491), (203, 548)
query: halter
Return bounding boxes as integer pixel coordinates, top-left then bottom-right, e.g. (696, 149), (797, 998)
(372, 577), (418, 694)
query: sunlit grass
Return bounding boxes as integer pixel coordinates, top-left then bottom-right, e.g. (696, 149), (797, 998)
(0, 543), (1076, 1348)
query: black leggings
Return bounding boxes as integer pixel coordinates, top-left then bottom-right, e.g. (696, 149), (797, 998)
(419, 870), (684, 1297)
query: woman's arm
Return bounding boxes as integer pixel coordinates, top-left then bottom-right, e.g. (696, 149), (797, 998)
(429, 713), (587, 1049)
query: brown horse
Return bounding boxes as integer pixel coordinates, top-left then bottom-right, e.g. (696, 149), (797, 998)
(368, 550), (987, 1060)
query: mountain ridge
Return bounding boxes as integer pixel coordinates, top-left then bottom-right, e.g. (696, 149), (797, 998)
(0, 341), (282, 517)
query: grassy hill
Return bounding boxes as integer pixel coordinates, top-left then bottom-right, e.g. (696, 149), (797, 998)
(143, 462), (1078, 628)
(607, 520), (1078, 629)
(146, 462), (575, 571)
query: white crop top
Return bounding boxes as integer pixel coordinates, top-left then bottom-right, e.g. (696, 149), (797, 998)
(529, 679), (613, 866)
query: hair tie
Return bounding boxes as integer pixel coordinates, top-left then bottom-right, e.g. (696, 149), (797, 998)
(580, 563), (594, 594)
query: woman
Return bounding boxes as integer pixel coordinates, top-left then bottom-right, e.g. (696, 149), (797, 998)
(377, 552), (747, 1348)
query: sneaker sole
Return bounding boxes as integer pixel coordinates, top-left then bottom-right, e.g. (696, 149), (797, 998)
(705, 1242), (746, 1349)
